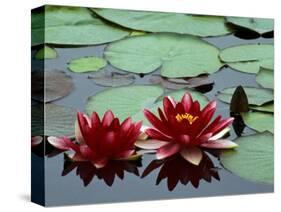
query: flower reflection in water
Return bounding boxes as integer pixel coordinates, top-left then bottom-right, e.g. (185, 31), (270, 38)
(62, 156), (142, 186)
(141, 152), (220, 191)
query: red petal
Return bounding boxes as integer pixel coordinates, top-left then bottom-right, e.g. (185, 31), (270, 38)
(146, 128), (172, 141)
(158, 108), (168, 123)
(181, 92), (193, 112)
(102, 110), (114, 127)
(209, 117), (234, 135)
(177, 134), (190, 145)
(190, 100), (200, 115)
(91, 112), (101, 128)
(163, 96), (176, 116)
(121, 117), (132, 132)
(75, 119), (84, 143)
(144, 109), (170, 134)
(47, 136), (79, 152)
(79, 145), (95, 160)
(201, 100), (216, 117)
(156, 143), (180, 160)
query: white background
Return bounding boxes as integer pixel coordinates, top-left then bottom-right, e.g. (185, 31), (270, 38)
(0, 0), (280, 211)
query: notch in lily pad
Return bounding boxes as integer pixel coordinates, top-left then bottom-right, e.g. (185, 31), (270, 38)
(230, 85), (249, 113)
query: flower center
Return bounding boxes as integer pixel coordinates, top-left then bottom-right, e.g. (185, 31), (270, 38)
(175, 113), (199, 125)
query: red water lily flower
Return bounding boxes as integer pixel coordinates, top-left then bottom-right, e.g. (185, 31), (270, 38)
(48, 110), (142, 168)
(136, 92), (238, 165)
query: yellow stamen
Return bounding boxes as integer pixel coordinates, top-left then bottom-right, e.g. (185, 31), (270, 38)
(175, 113), (199, 125)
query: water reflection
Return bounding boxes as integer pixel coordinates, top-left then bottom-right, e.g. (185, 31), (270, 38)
(62, 158), (142, 186)
(141, 153), (220, 191)
(31, 137), (64, 158)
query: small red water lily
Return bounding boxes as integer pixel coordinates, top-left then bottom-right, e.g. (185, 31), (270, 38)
(48, 110), (142, 168)
(136, 92), (238, 165)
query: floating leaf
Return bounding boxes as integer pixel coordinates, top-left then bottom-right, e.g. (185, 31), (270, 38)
(68, 56), (107, 73)
(35, 46), (57, 60)
(256, 67), (274, 89)
(250, 103), (274, 113)
(226, 17), (274, 34)
(93, 8), (231, 37)
(105, 33), (222, 77)
(241, 111), (274, 133)
(217, 87), (273, 106)
(132, 89), (209, 125)
(32, 5), (129, 46)
(230, 86), (249, 113)
(150, 75), (214, 90)
(85, 85), (163, 121)
(32, 104), (77, 136)
(88, 71), (135, 87)
(221, 132), (274, 184)
(32, 70), (74, 102)
(219, 44), (274, 74)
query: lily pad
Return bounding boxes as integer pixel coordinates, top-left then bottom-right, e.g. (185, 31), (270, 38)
(88, 71), (135, 87)
(105, 33), (222, 78)
(68, 56), (107, 73)
(220, 44), (274, 74)
(35, 46), (57, 60)
(250, 103), (274, 113)
(149, 75), (214, 90)
(85, 85), (163, 121)
(217, 87), (273, 106)
(132, 89), (209, 125)
(32, 70), (74, 102)
(226, 17), (274, 34)
(256, 67), (274, 89)
(241, 111), (274, 133)
(221, 132), (274, 184)
(32, 104), (77, 137)
(93, 8), (231, 37)
(32, 5), (129, 46)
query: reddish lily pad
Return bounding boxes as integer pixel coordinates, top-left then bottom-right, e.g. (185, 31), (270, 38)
(88, 71), (135, 87)
(32, 70), (74, 102)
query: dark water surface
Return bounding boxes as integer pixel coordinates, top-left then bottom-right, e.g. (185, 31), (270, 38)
(32, 34), (274, 206)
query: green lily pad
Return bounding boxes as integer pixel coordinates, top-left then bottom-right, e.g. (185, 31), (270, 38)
(85, 85), (163, 121)
(105, 33), (222, 78)
(93, 8), (231, 37)
(32, 70), (74, 103)
(221, 132), (274, 184)
(32, 104), (77, 137)
(241, 111), (274, 133)
(88, 71), (135, 87)
(35, 46), (57, 60)
(250, 103), (274, 113)
(68, 56), (107, 73)
(256, 67), (274, 89)
(226, 17), (274, 34)
(217, 87), (273, 106)
(32, 5), (129, 46)
(132, 89), (209, 125)
(220, 44), (274, 74)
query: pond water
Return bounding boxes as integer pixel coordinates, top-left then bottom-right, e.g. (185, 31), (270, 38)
(31, 33), (274, 206)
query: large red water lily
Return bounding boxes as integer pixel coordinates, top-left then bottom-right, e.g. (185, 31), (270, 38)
(48, 110), (142, 168)
(136, 92), (238, 165)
